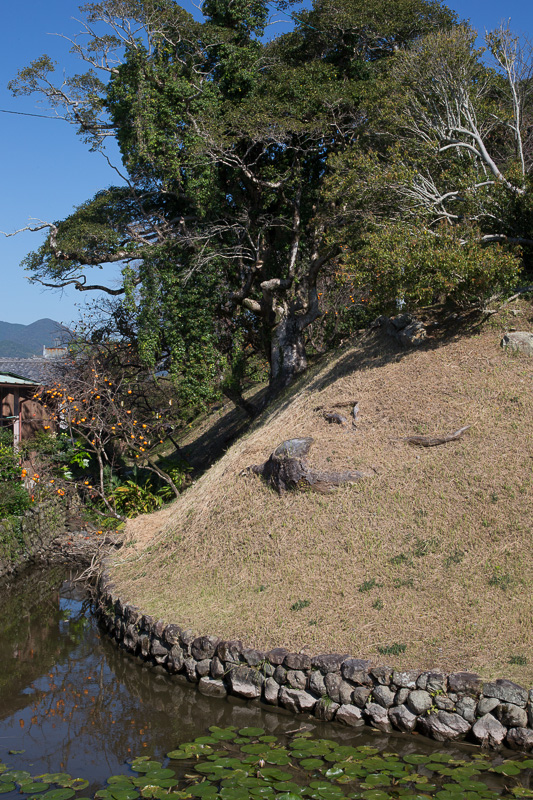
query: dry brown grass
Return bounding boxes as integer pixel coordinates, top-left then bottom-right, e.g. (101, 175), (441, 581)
(109, 301), (533, 685)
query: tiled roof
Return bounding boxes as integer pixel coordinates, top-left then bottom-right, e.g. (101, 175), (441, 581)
(0, 357), (67, 385)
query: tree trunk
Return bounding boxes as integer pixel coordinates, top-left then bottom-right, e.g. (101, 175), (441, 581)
(269, 312), (308, 393)
(222, 385), (258, 419)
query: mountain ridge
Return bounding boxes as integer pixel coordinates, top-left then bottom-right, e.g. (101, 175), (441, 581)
(0, 318), (69, 358)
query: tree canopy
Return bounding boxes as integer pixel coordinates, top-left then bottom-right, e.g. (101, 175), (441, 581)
(325, 23), (533, 314)
(13, 0), (530, 410)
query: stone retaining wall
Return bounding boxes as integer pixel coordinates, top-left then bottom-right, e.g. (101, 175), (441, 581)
(97, 569), (533, 752)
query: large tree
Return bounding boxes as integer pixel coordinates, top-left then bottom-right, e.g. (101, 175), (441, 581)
(10, 0), (457, 403)
(325, 24), (533, 312)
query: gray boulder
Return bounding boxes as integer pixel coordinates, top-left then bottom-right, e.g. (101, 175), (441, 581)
(389, 704), (417, 733)
(217, 640), (243, 663)
(371, 666), (392, 685)
(243, 648), (264, 666)
(192, 635), (220, 661)
(434, 695), (455, 712)
(325, 673), (342, 702)
(392, 670), (419, 689)
(167, 645), (184, 673)
(483, 679), (528, 708)
(417, 711), (471, 742)
(477, 697), (499, 716)
(335, 704), (364, 727)
(455, 696), (476, 723)
(365, 702), (393, 732)
(287, 670), (307, 690)
(279, 687), (317, 714)
(263, 677), (280, 705)
(309, 670), (326, 696)
(195, 659), (211, 677)
(210, 656), (225, 679)
(472, 714), (507, 748)
(342, 658), (372, 684)
(496, 702), (528, 728)
(285, 652), (312, 670)
(227, 665), (264, 698)
(501, 331), (533, 356)
(312, 654), (349, 673)
(507, 727), (533, 752)
(407, 690), (432, 715)
(395, 688), (410, 705)
(372, 685), (396, 709)
(352, 686), (372, 708)
(417, 672), (447, 693)
(448, 672), (482, 696)
(339, 681), (354, 705)
(315, 697), (339, 721)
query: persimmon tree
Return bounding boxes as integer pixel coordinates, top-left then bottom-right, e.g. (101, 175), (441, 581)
(9, 0), (457, 407)
(35, 340), (189, 518)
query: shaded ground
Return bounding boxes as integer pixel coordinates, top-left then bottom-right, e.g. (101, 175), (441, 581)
(107, 300), (533, 685)
(178, 387), (267, 474)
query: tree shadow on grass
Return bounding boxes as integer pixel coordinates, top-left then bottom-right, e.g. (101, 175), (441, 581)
(180, 386), (267, 475)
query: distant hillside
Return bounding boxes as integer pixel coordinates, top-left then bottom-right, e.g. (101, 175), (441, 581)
(0, 319), (69, 358)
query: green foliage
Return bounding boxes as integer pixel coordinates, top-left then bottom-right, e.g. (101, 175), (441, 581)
(12, 0), (461, 396)
(106, 460), (191, 518)
(107, 478), (164, 517)
(332, 220), (522, 313)
(0, 432), (30, 517)
(326, 23), (533, 313)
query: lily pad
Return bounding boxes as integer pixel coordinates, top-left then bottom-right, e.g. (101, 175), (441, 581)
(41, 789), (76, 800)
(1, 771), (31, 783)
(110, 789), (140, 800)
(300, 760), (324, 771)
(188, 785), (218, 798)
(218, 789), (250, 800)
(492, 763), (522, 776)
(131, 762), (162, 774)
(19, 784), (51, 794)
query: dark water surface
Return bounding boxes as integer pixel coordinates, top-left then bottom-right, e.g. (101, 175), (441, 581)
(0, 568), (529, 799)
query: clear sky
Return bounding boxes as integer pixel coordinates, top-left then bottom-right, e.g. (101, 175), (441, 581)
(1, 0), (532, 327)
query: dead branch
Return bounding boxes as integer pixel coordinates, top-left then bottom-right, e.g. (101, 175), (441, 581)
(401, 425), (471, 447)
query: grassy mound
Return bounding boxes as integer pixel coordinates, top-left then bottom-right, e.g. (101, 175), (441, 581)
(109, 302), (533, 684)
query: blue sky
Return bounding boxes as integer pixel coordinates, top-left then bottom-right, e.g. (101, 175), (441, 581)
(1, 0), (532, 327)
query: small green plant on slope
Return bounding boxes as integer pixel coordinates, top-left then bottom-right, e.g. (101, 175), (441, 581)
(290, 599), (311, 612)
(377, 643), (407, 656)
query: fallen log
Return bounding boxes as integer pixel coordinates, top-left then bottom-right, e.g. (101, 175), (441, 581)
(246, 438), (367, 494)
(402, 425), (471, 447)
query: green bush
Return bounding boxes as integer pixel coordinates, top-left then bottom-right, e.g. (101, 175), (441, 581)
(0, 431), (30, 517)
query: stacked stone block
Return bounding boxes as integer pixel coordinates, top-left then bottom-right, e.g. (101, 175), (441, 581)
(97, 578), (533, 752)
